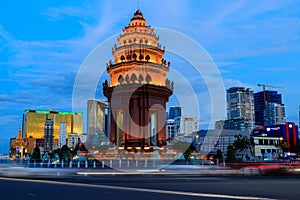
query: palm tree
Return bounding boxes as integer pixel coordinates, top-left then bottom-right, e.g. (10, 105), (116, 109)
(233, 134), (252, 160)
(61, 145), (72, 162)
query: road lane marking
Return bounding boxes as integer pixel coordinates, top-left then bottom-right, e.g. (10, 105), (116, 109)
(0, 177), (279, 200)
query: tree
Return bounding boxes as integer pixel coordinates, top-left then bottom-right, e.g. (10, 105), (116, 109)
(226, 145), (236, 162)
(232, 134), (251, 159)
(30, 146), (41, 163)
(183, 148), (192, 161)
(53, 148), (61, 159)
(61, 145), (72, 162)
(278, 140), (288, 157)
(48, 151), (55, 160)
(172, 141), (195, 161)
(72, 142), (89, 155)
(248, 137), (255, 157)
(214, 149), (223, 161)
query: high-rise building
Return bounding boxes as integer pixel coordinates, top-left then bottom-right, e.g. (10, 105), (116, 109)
(87, 100), (106, 136)
(227, 87), (254, 120)
(168, 106), (182, 120)
(223, 118), (252, 131)
(264, 102), (286, 126)
(58, 123), (66, 148)
(174, 116), (198, 135)
(215, 120), (225, 130)
(166, 119), (175, 142)
(67, 133), (79, 149)
(87, 100), (108, 148)
(226, 87), (255, 129)
(254, 90), (283, 126)
(22, 109), (83, 140)
(103, 10), (173, 148)
(44, 118), (54, 152)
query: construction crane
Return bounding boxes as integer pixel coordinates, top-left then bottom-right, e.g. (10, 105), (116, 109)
(257, 84), (283, 91)
(257, 84), (284, 106)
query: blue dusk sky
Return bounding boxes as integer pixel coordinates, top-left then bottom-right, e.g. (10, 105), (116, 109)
(1, 0), (300, 154)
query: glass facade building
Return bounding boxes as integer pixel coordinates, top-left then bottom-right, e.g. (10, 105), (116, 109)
(87, 100), (106, 136)
(254, 90), (283, 126)
(225, 87), (255, 130)
(22, 109), (83, 140)
(87, 100), (107, 147)
(168, 106), (182, 120)
(226, 87), (254, 128)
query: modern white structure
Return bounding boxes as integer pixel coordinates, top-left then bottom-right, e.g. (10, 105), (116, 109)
(166, 119), (175, 142)
(253, 136), (281, 160)
(58, 123), (66, 148)
(166, 116), (198, 143)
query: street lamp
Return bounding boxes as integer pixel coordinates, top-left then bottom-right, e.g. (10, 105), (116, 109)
(195, 134), (199, 150)
(195, 134), (200, 162)
(279, 136), (284, 158)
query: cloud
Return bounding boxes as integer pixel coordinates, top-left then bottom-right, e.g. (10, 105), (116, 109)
(222, 78), (259, 92)
(258, 67), (297, 72)
(0, 25), (12, 41)
(32, 70), (76, 97)
(0, 115), (21, 126)
(0, 1), (126, 147)
(0, 94), (33, 105)
(42, 6), (86, 21)
(185, 1), (300, 61)
(1, 1), (128, 70)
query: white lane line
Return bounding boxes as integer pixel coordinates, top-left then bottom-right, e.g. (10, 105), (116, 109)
(0, 177), (278, 200)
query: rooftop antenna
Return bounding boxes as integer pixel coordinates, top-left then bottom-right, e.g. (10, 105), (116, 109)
(138, 0), (140, 10)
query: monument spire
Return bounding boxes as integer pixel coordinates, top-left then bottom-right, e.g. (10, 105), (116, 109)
(103, 9), (173, 149)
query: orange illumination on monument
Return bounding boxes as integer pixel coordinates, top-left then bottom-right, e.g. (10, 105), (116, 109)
(103, 10), (173, 149)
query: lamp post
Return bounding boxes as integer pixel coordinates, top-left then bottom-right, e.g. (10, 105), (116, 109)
(196, 134), (200, 163)
(279, 136), (284, 158)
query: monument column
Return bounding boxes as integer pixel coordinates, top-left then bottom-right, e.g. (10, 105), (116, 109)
(103, 10), (173, 149)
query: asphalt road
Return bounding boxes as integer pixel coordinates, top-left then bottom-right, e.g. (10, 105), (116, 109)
(0, 175), (299, 200)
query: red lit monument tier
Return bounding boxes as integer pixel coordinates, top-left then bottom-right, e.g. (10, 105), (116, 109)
(103, 10), (173, 149)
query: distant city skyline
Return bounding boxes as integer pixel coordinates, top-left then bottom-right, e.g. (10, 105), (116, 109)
(1, 0), (300, 154)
